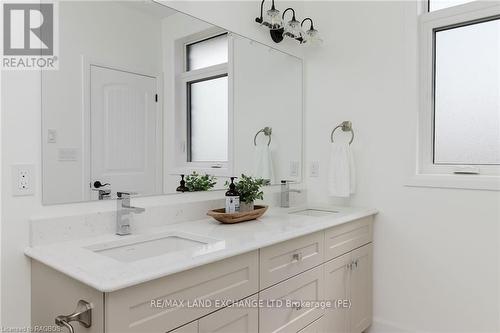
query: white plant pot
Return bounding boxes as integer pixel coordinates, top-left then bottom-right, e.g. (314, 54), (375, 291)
(240, 201), (254, 212)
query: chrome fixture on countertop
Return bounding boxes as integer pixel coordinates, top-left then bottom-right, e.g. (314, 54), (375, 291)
(280, 180), (301, 208)
(116, 192), (145, 236)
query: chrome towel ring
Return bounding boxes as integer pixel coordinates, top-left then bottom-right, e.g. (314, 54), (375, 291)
(254, 127), (272, 146)
(330, 121), (354, 144)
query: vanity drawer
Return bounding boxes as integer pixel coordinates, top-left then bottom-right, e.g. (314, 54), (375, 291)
(105, 251), (258, 333)
(199, 295), (258, 333)
(297, 316), (324, 333)
(259, 265), (324, 333)
(260, 231), (324, 289)
(324, 217), (373, 260)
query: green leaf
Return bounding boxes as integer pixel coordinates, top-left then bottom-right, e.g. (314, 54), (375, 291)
(233, 174), (265, 203)
(185, 171), (217, 192)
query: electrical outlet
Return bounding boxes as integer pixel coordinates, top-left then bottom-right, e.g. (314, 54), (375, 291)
(310, 161), (320, 177)
(12, 164), (35, 196)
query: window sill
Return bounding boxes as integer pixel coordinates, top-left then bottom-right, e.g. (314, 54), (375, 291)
(405, 174), (500, 191)
(170, 166), (231, 178)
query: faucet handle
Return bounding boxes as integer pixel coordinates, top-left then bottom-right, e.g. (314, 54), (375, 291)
(117, 191), (138, 198)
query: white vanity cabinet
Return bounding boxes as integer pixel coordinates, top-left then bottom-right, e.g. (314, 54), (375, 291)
(31, 215), (374, 333)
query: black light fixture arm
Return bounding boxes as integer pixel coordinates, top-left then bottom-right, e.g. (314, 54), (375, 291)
(301, 17), (314, 30)
(255, 0), (266, 24)
(282, 7), (296, 20)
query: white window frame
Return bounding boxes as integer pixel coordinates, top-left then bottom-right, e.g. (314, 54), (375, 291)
(413, 0), (500, 190)
(173, 28), (234, 177)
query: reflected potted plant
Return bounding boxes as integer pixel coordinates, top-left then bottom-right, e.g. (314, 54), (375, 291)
(185, 172), (217, 192)
(233, 174), (265, 212)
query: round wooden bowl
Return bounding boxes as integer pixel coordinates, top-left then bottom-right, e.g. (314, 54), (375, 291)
(207, 205), (268, 224)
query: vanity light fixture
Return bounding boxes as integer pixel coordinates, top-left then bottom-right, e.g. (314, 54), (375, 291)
(300, 18), (323, 46)
(255, 0), (322, 45)
(255, 0), (283, 31)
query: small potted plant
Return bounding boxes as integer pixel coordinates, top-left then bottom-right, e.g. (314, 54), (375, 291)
(233, 174), (265, 212)
(185, 172), (217, 192)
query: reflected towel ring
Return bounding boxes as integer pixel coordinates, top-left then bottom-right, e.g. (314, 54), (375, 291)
(254, 127), (272, 146)
(330, 121), (354, 144)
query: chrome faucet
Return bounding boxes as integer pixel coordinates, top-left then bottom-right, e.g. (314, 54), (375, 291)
(116, 192), (145, 236)
(280, 180), (301, 208)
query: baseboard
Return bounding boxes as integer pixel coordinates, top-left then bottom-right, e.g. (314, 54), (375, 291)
(367, 317), (415, 333)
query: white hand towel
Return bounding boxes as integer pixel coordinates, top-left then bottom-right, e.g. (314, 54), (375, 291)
(254, 144), (274, 183)
(328, 141), (356, 197)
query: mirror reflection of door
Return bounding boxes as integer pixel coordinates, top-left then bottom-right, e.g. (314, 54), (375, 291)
(90, 65), (161, 200)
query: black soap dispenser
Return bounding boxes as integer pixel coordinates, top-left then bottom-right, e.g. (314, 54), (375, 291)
(225, 177), (240, 213)
(176, 174), (189, 192)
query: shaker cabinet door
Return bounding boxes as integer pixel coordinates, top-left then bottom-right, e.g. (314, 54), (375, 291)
(349, 244), (372, 333)
(323, 252), (351, 333)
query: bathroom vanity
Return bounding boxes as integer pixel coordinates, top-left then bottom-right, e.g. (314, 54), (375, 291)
(27, 207), (375, 333)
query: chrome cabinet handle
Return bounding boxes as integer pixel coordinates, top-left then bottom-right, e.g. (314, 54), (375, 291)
(55, 300), (92, 333)
(347, 259), (359, 271)
(292, 252), (303, 262)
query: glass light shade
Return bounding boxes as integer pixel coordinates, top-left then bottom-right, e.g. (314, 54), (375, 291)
(265, 8), (283, 30)
(301, 28), (323, 46)
(284, 19), (302, 38)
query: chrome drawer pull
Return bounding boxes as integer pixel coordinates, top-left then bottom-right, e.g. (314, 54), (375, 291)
(292, 252), (303, 262)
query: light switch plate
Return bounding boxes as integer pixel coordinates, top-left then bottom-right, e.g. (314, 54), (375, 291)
(310, 161), (320, 177)
(12, 164), (35, 196)
(47, 129), (57, 143)
(289, 161), (299, 178)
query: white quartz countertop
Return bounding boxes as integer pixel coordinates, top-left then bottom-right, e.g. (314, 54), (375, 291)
(25, 206), (377, 292)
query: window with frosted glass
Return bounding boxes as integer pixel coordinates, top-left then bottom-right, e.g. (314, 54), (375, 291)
(433, 18), (500, 165)
(188, 75), (228, 162)
(186, 34), (228, 71)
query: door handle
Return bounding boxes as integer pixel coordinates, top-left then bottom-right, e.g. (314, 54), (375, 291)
(93, 181), (110, 188)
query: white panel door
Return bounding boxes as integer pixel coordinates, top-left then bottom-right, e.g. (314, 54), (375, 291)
(90, 65), (160, 198)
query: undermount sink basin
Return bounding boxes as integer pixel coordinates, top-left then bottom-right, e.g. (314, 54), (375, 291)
(289, 209), (338, 217)
(86, 231), (224, 263)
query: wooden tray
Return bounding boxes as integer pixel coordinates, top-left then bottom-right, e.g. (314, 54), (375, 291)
(207, 205), (268, 224)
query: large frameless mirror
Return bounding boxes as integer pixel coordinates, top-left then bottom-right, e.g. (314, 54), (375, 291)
(41, 0), (303, 205)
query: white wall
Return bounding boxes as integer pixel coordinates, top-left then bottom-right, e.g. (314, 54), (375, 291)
(302, 1), (500, 332)
(42, 2), (162, 204)
(2, 1), (499, 330)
